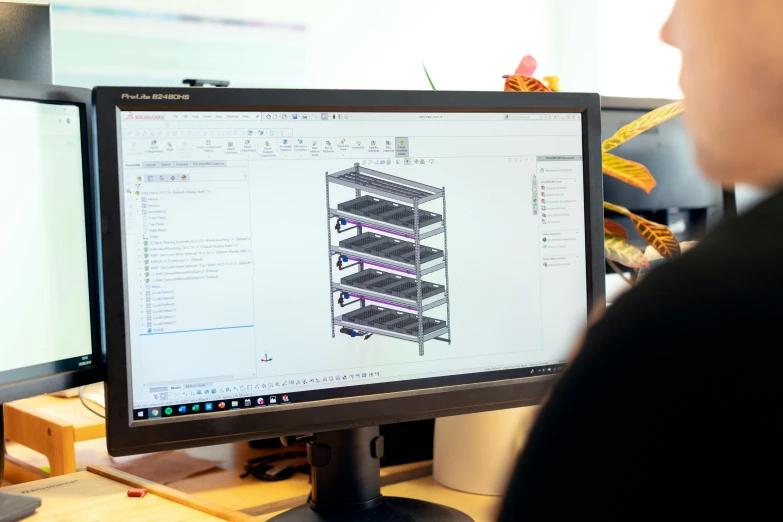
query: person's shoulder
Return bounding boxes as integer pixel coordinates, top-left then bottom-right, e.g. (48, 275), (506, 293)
(680, 189), (783, 271)
(632, 189), (783, 296)
(586, 190), (783, 353)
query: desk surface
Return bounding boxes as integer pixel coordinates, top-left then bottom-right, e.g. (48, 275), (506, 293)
(252, 476), (501, 521)
(6, 439), (503, 521)
(1, 470), (500, 522)
(0, 471), (244, 522)
(3, 393), (503, 521)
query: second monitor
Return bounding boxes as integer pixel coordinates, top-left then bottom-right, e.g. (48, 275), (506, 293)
(0, 79), (103, 404)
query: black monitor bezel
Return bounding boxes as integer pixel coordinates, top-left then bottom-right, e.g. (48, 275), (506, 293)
(0, 79), (105, 403)
(94, 87), (605, 456)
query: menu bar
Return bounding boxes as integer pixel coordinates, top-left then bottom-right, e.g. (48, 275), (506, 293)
(123, 111), (580, 124)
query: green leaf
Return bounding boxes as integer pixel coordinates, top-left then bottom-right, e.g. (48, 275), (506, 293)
(423, 64), (436, 91)
(604, 234), (650, 269)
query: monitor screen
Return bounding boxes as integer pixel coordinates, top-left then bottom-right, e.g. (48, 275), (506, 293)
(116, 109), (588, 420)
(0, 97), (95, 384)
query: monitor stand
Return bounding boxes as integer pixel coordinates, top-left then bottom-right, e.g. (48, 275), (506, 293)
(269, 426), (473, 521)
(0, 407), (42, 521)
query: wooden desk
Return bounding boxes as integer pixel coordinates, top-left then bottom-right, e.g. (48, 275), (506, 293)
(3, 388), (105, 482)
(0, 395), (502, 520)
(0, 467), (252, 521)
(170, 458), (500, 521)
(1, 467), (500, 522)
(247, 474), (500, 521)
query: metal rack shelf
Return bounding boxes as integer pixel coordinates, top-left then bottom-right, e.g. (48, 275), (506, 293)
(340, 269), (445, 301)
(331, 247), (446, 276)
(339, 232), (444, 265)
(332, 284), (448, 312)
(331, 208), (445, 240)
(326, 163), (452, 356)
(328, 165), (444, 204)
(338, 195), (442, 228)
(341, 305), (447, 335)
(334, 316), (449, 343)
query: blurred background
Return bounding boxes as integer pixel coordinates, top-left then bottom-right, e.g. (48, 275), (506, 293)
(26, 0), (680, 96)
(8, 0), (768, 285)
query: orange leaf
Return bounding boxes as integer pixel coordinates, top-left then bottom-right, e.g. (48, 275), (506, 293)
(604, 234), (649, 269)
(604, 218), (628, 239)
(633, 219), (681, 259)
(604, 201), (681, 259)
(504, 75), (552, 92)
(602, 153), (657, 194)
(602, 101), (685, 152)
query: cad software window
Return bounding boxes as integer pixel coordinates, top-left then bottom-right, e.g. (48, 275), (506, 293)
(118, 110), (587, 415)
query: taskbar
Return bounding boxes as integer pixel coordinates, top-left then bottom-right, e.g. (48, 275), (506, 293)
(133, 363), (566, 421)
(134, 391), (293, 420)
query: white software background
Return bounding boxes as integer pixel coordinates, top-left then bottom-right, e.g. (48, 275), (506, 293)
(0, 100), (93, 373)
(246, 156), (580, 380)
(121, 114), (589, 398)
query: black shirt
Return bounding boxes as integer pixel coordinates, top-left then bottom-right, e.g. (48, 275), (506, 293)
(499, 190), (782, 520)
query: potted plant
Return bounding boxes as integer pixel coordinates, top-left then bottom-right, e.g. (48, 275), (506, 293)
(424, 58), (685, 278)
(503, 59), (685, 278)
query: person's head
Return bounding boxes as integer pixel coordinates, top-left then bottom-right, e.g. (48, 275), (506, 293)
(662, 0), (783, 188)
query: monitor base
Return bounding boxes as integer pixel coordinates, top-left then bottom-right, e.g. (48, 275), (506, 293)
(269, 496), (473, 521)
(268, 427), (473, 521)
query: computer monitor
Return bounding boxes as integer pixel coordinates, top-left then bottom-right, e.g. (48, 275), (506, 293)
(601, 97), (725, 243)
(0, 80), (103, 401)
(95, 87), (604, 520)
(0, 79), (103, 515)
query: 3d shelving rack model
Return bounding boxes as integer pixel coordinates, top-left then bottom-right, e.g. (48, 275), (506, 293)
(326, 163), (451, 356)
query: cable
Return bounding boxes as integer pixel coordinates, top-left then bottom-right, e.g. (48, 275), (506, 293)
(240, 451), (308, 482)
(79, 386), (105, 418)
(280, 435), (314, 447)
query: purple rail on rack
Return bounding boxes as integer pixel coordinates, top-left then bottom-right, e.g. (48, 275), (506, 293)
(345, 258), (416, 275)
(344, 220), (411, 239)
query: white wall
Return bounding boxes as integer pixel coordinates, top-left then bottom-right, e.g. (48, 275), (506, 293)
(553, 0), (600, 94)
(597, 0), (681, 98)
(555, 0), (681, 98)
(11, 0), (684, 97)
(43, 0), (559, 91)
